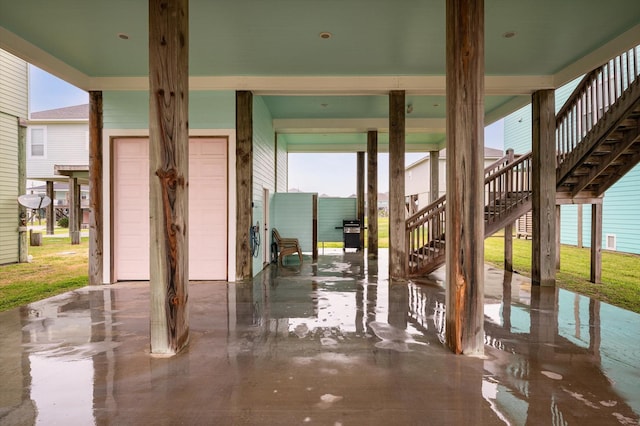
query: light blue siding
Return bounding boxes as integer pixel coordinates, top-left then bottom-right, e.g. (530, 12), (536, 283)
(276, 134), (288, 193)
(318, 198), (357, 243)
(103, 91), (235, 129)
(252, 96), (276, 274)
(560, 205), (579, 246)
(271, 193), (314, 252)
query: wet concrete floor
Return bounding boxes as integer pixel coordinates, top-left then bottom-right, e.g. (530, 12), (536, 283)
(0, 250), (638, 425)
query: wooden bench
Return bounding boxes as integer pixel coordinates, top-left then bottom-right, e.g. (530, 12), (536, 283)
(272, 228), (303, 265)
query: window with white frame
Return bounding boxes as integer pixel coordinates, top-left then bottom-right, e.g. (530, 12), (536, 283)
(28, 127), (47, 158)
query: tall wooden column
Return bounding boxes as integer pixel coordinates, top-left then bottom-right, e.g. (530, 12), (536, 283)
(46, 181), (54, 235)
(18, 119), (28, 262)
(445, 0), (485, 355)
(367, 130), (378, 258)
(429, 150), (439, 202)
(590, 203), (602, 283)
(357, 151), (365, 250)
(389, 91), (406, 279)
(69, 177), (80, 244)
(89, 91), (103, 285)
(504, 149), (514, 272)
(149, 0), (190, 355)
(236, 91), (253, 280)
(531, 89), (556, 287)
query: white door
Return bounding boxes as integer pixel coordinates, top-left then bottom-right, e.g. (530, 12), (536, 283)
(114, 137), (227, 281)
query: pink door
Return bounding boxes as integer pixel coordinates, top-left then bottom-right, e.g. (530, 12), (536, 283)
(114, 137), (227, 281)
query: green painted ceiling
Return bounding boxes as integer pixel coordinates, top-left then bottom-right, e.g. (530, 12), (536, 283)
(1, 0), (639, 152)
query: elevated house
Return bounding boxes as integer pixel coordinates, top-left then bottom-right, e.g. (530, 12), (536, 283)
(0, 48), (27, 265)
(27, 104), (90, 232)
(1, 0), (640, 358)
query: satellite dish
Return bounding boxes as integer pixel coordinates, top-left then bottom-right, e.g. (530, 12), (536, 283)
(18, 194), (52, 210)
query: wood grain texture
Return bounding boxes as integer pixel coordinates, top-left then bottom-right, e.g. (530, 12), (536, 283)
(69, 177), (80, 245)
(236, 91), (253, 280)
(18, 120), (27, 262)
(590, 203), (602, 283)
(149, 0), (190, 355)
(89, 91), (103, 285)
(445, 0), (485, 355)
(531, 89), (556, 287)
(389, 90), (406, 279)
(367, 131), (378, 258)
(46, 180), (54, 235)
(357, 151), (365, 250)
(429, 150), (439, 203)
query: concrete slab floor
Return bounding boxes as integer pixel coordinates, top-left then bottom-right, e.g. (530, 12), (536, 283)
(0, 249), (638, 425)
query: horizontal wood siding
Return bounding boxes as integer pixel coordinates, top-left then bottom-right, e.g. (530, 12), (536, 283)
(0, 50), (28, 119)
(317, 197), (357, 242)
(503, 104), (532, 154)
(601, 165), (640, 254)
(0, 113), (19, 264)
(276, 135), (288, 193)
(252, 96), (276, 274)
(103, 91), (235, 129)
(26, 123), (88, 179)
(560, 205), (578, 246)
(272, 193), (314, 251)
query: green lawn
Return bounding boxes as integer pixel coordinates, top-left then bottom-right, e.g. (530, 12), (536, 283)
(0, 235), (89, 311)
(485, 234), (640, 313)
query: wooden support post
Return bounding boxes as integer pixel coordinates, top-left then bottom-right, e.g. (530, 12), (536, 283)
(504, 149), (514, 272)
(367, 130), (378, 258)
(590, 203), (602, 283)
(389, 90), (406, 279)
(357, 151), (365, 251)
(531, 89), (556, 287)
(555, 205), (561, 270)
(429, 150), (439, 202)
(69, 177), (80, 245)
(577, 204), (583, 248)
(445, 0), (485, 355)
(149, 0), (190, 355)
(236, 91), (253, 280)
(46, 181), (54, 235)
(18, 119), (28, 262)
(312, 194), (318, 260)
(89, 91), (103, 285)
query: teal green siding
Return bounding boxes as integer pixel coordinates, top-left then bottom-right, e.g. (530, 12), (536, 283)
(318, 198), (357, 243)
(252, 96), (276, 275)
(103, 91), (235, 129)
(276, 135), (288, 193)
(272, 193), (314, 253)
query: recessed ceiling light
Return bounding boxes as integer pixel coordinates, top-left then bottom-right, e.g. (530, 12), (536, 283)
(502, 31), (516, 39)
(118, 33), (130, 40)
(433, 103), (440, 107)
(319, 32), (332, 40)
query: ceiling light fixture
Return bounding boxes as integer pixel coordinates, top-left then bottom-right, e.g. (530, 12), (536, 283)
(502, 31), (516, 39)
(319, 32), (332, 40)
(321, 103), (328, 108)
(118, 33), (130, 40)
(406, 104), (413, 114)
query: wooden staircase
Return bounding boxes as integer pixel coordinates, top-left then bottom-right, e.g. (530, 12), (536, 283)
(406, 46), (640, 277)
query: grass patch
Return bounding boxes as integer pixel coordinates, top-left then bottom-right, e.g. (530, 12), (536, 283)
(0, 236), (89, 312)
(485, 235), (640, 313)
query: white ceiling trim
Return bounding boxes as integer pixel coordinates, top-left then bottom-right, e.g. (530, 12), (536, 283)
(0, 26), (89, 89)
(88, 75), (554, 96)
(274, 118), (447, 134)
(553, 23), (640, 88)
(286, 142), (441, 154)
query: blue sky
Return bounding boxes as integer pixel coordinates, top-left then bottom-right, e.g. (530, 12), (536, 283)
(29, 65), (504, 197)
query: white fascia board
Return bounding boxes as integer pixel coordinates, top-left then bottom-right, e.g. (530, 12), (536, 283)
(0, 27), (90, 90)
(274, 118), (446, 134)
(88, 75), (554, 96)
(554, 23), (640, 88)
